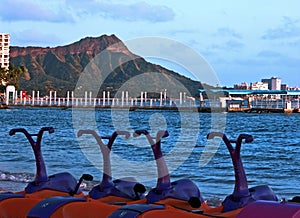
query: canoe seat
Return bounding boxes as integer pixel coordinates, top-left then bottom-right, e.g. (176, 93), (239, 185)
(27, 196), (86, 218)
(109, 204), (165, 218)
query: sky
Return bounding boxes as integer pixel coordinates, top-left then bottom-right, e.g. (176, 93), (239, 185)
(0, 0), (299, 87)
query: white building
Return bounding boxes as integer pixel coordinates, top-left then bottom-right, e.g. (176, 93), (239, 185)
(271, 77), (281, 90)
(0, 33), (10, 70)
(250, 81), (269, 90)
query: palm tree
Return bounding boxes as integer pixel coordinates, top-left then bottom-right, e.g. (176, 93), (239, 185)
(0, 64), (25, 92)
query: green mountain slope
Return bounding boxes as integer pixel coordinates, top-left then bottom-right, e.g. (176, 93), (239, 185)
(10, 34), (207, 97)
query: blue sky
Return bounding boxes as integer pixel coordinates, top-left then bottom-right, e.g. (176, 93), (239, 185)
(0, 0), (299, 87)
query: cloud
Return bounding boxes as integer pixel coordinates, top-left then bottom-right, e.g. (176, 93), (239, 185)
(11, 29), (62, 47)
(214, 28), (242, 39)
(262, 16), (300, 40)
(287, 40), (300, 47)
(255, 51), (300, 70)
(67, 0), (175, 22)
(168, 29), (197, 36)
(0, 0), (74, 23)
(234, 52), (300, 70)
(208, 40), (244, 52)
(257, 50), (283, 58)
(207, 28), (244, 53)
(214, 52), (300, 87)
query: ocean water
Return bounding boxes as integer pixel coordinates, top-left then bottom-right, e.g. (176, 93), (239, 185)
(0, 107), (299, 204)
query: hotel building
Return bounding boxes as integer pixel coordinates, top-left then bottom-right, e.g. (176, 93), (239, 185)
(262, 77), (282, 90)
(0, 33), (10, 70)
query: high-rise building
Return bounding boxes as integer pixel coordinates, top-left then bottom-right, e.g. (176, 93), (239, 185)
(0, 33), (10, 70)
(270, 77), (281, 90)
(261, 77), (281, 90)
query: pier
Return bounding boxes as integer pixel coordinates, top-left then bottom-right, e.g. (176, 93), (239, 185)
(228, 107), (300, 113)
(2, 90), (300, 113)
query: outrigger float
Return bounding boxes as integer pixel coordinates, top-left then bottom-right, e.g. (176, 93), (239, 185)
(0, 127), (300, 217)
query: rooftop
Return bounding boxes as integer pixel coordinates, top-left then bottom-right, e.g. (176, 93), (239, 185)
(199, 89), (300, 95)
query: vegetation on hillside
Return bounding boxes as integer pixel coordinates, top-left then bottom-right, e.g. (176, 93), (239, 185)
(0, 64), (25, 92)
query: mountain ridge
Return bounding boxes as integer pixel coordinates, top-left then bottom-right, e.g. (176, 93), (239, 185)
(9, 34), (205, 97)
(10, 34), (132, 57)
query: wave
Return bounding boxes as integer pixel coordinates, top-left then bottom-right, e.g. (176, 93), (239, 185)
(0, 171), (33, 183)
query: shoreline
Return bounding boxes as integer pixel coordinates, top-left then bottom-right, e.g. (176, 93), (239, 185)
(2, 104), (300, 113)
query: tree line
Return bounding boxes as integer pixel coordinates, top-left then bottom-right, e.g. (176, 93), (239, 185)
(0, 64), (25, 93)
